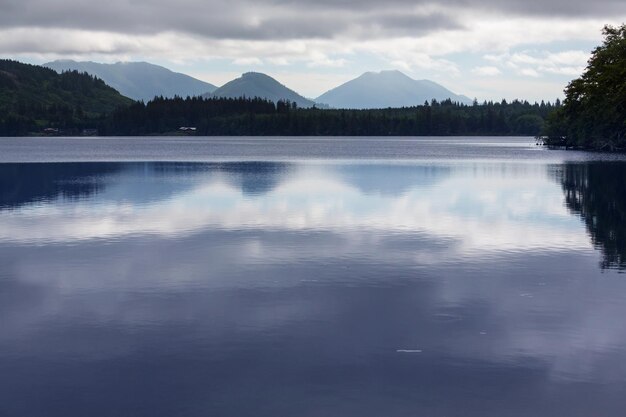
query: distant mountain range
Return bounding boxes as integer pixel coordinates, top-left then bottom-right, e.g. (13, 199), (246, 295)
(206, 72), (317, 108)
(1, 59), (554, 137)
(41, 60), (472, 109)
(44, 60), (217, 102)
(316, 70), (472, 108)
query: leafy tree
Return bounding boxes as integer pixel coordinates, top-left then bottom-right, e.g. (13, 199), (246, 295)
(543, 24), (626, 150)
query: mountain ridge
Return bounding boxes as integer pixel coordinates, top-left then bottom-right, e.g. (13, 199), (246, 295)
(44, 60), (217, 102)
(43, 61), (474, 109)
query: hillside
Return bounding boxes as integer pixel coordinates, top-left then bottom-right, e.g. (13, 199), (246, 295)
(208, 72), (317, 108)
(45, 60), (217, 102)
(316, 70), (472, 109)
(0, 59), (133, 135)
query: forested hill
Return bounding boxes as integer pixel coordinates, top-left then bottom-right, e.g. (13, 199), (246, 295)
(100, 96), (559, 136)
(0, 59), (133, 135)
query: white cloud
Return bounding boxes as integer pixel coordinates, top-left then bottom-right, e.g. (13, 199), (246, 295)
(449, 77), (566, 102)
(232, 57), (263, 66)
(1, 9), (621, 101)
(520, 67), (541, 77)
(472, 66), (501, 76)
(306, 51), (348, 68)
(484, 49), (590, 78)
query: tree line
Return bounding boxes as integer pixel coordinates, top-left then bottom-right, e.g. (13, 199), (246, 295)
(93, 96), (558, 137)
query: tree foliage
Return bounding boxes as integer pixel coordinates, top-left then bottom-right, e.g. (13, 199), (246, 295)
(0, 60), (132, 135)
(543, 24), (626, 150)
(97, 96), (558, 137)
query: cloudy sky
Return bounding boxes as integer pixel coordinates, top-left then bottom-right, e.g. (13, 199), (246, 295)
(2, 0), (625, 101)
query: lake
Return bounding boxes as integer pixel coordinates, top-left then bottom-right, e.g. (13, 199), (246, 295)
(1, 136), (626, 417)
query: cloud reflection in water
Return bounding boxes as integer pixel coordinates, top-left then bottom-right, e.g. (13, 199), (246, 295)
(0, 162), (588, 255)
(1, 160), (626, 417)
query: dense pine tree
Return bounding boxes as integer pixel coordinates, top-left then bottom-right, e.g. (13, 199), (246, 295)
(97, 96), (559, 137)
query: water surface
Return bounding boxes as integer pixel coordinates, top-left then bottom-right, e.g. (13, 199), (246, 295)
(1, 137), (626, 417)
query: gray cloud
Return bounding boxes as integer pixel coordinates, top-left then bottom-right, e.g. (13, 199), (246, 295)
(0, 0), (624, 42)
(275, 0), (626, 17)
(0, 0), (460, 40)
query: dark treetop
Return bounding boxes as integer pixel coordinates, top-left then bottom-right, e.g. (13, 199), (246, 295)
(543, 24), (626, 151)
(98, 96), (557, 136)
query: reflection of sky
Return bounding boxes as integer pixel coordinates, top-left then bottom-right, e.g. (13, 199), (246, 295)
(0, 162), (589, 256)
(2, 160), (626, 417)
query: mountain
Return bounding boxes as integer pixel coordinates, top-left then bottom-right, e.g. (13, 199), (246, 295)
(208, 72), (317, 108)
(45, 60), (217, 102)
(0, 59), (133, 135)
(316, 70), (472, 109)
(0, 59), (132, 115)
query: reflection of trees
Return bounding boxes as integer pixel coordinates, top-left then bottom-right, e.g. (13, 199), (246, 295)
(0, 163), (121, 209)
(219, 162), (291, 196)
(557, 162), (626, 269)
(338, 164), (451, 196)
(0, 162), (293, 210)
(151, 161), (293, 196)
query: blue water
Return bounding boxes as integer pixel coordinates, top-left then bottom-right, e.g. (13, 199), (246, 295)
(1, 137), (626, 416)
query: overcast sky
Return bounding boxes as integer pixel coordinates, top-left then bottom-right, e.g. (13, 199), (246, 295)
(2, 0), (625, 101)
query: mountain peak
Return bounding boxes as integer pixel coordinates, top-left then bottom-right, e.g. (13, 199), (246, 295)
(242, 71), (268, 77)
(210, 72), (316, 108)
(316, 70), (471, 109)
(51, 59), (77, 64)
(362, 69), (407, 77)
(358, 70), (415, 84)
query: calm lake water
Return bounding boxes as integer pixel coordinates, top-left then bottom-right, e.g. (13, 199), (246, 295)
(2, 137), (626, 417)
